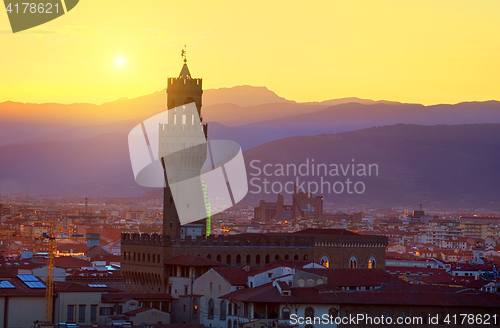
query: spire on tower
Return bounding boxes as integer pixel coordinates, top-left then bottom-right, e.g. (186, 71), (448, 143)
(179, 44), (191, 79)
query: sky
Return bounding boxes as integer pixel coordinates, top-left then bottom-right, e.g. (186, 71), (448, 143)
(0, 0), (499, 105)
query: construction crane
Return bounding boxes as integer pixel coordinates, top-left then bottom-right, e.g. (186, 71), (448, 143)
(41, 223), (100, 322)
(45, 222), (56, 322)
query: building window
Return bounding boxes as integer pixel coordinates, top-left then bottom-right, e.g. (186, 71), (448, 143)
(328, 307), (338, 318)
(184, 285), (189, 295)
(210, 283), (213, 291)
(67, 305), (75, 322)
(208, 299), (215, 319)
(246, 254), (251, 264)
(256, 254), (261, 265)
(78, 305), (86, 323)
(368, 256), (376, 269)
(298, 279), (305, 287)
(304, 307), (314, 319)
(320, 255), (330, 268)
(193, 298), (199, 319)
(265, 254), (270, 264)
(100, 307), (112, 316)
(220, 300), (227, 320)
(349, 256), (357, 269)
(282, 307), (290, 320)
(90, 305), (97, 322)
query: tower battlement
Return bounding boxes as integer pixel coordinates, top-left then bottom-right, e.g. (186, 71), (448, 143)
(167, 77), (202, 88)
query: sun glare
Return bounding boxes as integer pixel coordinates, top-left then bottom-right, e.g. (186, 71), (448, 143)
(115, 57), (125, 68)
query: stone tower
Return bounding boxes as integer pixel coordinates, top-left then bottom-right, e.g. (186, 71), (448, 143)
(161, 56), (208, 238)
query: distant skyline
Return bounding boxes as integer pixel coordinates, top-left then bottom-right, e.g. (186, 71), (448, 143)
(1, 0), (499, 106)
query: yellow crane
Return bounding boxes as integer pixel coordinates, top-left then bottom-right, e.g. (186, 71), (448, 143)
(41, 223), (100, 322)
(45, 223), (56, 322)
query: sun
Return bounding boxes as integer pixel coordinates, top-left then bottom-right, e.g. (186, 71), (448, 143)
(114, 57), (126, 68)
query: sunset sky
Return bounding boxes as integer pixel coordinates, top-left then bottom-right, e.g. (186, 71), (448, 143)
(1, 0), (499, 105)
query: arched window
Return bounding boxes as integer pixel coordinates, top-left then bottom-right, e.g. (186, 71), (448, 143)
(304, 307), (314, 319)
(303, 255), (308, 261)
(284, 254), (289, 260)
(307, 279), (315, 287)
(256, 254), (261, 265)
(133, 252), (136, 261)
(349, 256), (357, 269)
(246, 254), (251, 265)
(275, 254), (280, 261)
(294, 255), (299, 261)
(328, 307), (338, 318)
(320, 255), (330, 268)
(152, 254), (155, 263)
(368, 256), (376, 269)
(298, 278), (305, 287)
(226, 255), (231, 265)
(220, 300), (227, 320)
(317, 279), (324, 285)
(158, 255), (161, 263)
(228, 302), (233, 316)
(193, 298), (199, 319)
(207, 254), (212, 259)
(208, 299), (215, 319)
(233, 320), (237, 328)
(217, 254), (221, 262)
(148, 253), (150, 263)
(228, 320), (232, 328)
(282, 307), (290, 320)
(236, 254), (241, 265)
(265, 254), (270, 264)
(142, 253), (146, 262)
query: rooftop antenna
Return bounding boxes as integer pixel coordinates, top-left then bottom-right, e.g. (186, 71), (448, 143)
(85, 197), (88, 214)
(419, 203), (423, 211)
(181, 44), (187, 63)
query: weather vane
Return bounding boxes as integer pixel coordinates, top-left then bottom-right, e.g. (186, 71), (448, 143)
(181, 44), (187, 63)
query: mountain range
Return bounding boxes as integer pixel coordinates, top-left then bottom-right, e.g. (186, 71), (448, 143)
(1, 86), (500, 207)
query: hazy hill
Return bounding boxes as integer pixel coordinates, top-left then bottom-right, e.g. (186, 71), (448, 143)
(1, 124), (499, 208)
(207, 101), (500, 150)
(242, 123), (500, 207)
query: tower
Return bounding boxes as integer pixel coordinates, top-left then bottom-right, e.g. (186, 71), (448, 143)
(162, 50), (208, 237)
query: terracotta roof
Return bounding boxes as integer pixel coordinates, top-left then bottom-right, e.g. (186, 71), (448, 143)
(0, 276), (46, 297)
(248, 260), (312, 276)
(164, 255), (226, 267)
(213, 267), (248, 286)
(292, 228), (359, 236)
(416, 273), (495, 288)
(277, 281), (290, 291)
(124, 307), (160, 316)
(221, 281), (500, 308)
(54, 281), (120, 293)
(101, 293), (174, 303)
(299, 268), (397, 287)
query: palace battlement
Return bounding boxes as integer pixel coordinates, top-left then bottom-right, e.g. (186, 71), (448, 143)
(121, 232), (387, 248)
(121, 232), (316, 248)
